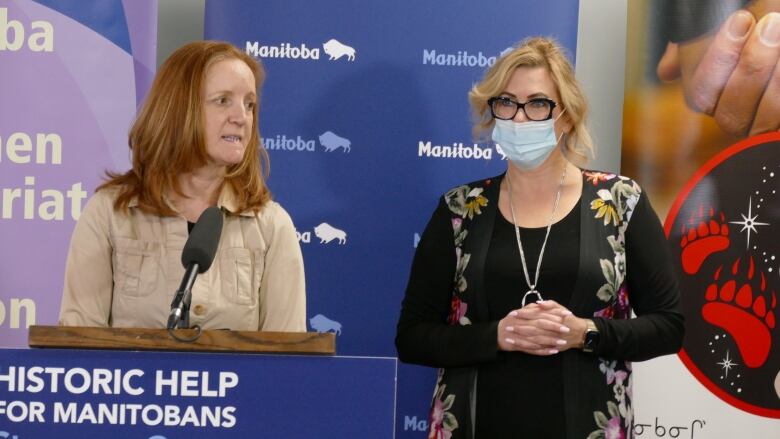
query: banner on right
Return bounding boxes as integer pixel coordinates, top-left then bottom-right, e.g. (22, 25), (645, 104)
(622, 1), (779, 436)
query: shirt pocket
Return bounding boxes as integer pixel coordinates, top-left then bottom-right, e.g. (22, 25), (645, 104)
(219, 248), (263, 305)
(112, 237), (160, 298)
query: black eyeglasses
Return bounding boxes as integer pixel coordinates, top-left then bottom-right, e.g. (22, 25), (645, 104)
(488, 97), (557, 121)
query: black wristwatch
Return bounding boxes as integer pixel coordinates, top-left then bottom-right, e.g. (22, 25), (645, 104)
(582, 320), (600, 353)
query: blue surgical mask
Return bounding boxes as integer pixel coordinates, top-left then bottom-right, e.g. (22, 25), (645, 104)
(492, 111), (564, 170)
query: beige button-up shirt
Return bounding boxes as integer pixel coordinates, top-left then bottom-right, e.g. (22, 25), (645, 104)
(59, 186), (306, 331)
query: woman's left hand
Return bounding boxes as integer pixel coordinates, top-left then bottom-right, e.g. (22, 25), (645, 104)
(534, 300), (589, 352)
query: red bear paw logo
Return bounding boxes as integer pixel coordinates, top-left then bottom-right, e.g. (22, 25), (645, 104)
(703, 256), (777, 368)
(680, 206), (730, 275)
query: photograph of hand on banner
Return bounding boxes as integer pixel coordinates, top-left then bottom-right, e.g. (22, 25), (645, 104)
(657, 4), (780, 138)
(624, 1), (780, 215)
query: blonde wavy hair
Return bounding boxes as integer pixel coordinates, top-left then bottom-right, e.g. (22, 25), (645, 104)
(469, 36), (594, 165)
(99, 41), (271, 215)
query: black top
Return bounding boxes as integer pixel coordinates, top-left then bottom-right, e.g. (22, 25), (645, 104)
(478, 200), (579, 438)
(397, 180), (682, 437)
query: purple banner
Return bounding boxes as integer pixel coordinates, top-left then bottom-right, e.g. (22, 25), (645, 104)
(0, 0), (157, 347)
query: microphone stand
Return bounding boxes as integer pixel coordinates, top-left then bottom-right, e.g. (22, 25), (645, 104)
(167, 206), (222, 343)
(181, 289), (192, 329)
(168, 262), (199, 330)
(167, 271), (203, 342)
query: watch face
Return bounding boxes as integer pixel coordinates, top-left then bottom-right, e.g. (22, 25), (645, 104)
(585, 330), (600, 350)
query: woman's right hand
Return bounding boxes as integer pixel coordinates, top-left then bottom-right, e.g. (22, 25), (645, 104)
(497, 303), (572, 355)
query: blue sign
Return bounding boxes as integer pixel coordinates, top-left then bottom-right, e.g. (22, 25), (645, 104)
(0, 349), (396, 438)
(205, 1), (579, 436)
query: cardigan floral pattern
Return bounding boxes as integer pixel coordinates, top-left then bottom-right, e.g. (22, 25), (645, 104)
(427, 171), (643, 439)
(587, 173), (641, 439)
(426, 184), (487, 438)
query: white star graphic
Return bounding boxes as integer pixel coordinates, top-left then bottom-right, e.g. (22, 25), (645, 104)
(717, 350), (739, 378)
(715, 351), (739, 378)
(730, 197), (770, 249)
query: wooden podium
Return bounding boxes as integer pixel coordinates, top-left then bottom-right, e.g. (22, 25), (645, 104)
(28, 325), (336, 355)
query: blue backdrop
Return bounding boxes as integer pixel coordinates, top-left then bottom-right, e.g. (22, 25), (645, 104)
(204, 1), (579, 436)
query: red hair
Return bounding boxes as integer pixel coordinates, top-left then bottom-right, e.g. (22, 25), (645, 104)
(99, 40), (270, 215)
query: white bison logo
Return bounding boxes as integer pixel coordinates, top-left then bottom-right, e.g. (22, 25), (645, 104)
(495, 143), (508, 160)
(309, 314), (342, 335)
(322, 39), (356, 61)
(314, 222), (347, 244)
(319, 131), (351, 152)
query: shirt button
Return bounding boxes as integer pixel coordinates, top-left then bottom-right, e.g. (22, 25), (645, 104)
(193, 304), (206, 316)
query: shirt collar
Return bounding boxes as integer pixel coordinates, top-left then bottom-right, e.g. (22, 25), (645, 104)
(217, 183), (256, 217)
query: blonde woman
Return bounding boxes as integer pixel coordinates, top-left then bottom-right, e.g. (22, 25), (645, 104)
(396, 37), (683, 438)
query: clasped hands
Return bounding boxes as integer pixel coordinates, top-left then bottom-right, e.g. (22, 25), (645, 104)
(497, 300), (588, 355)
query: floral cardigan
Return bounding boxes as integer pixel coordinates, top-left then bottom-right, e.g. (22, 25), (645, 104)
(396, 170), (684, 439)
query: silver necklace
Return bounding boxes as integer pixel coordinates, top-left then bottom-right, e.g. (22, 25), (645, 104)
(505, 164), (568, 307)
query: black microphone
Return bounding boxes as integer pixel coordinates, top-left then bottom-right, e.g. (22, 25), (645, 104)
(167, 207), (223, 329)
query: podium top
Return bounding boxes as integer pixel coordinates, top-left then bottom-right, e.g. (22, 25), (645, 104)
(28, 325), (335, 355)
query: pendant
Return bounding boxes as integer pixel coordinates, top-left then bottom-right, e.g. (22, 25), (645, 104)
(521, 290), (543, 307)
